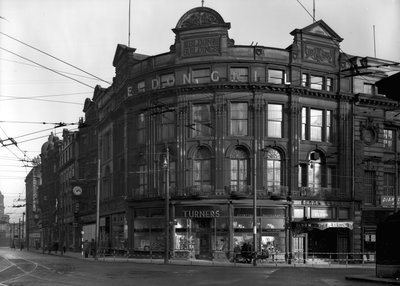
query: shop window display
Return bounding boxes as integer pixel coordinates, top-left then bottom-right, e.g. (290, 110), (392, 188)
(233, 214), (286, 261)
(174, 217), (228, 259)
(133, 219), (164, 251)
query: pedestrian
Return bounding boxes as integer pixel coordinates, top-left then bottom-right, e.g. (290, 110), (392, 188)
(83, 240), (89, 258)
(54, 242), (59, 254)
(90, 239), (96, 258)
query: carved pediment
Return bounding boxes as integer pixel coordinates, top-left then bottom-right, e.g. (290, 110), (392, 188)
(308, 25), (331, 37)
(298, 20), (343, 42)
(290, 20), (342, 66)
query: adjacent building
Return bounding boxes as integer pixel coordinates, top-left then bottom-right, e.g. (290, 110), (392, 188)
(31, 6), (400, 261)
(25, 164), (41, 249)
(0, 191), (10, 246)
(38, 133), (61, 250)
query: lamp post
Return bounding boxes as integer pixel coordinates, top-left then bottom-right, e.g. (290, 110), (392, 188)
(162, 146), (170, 264)
(95, 159), (101, 260)
(252, 91), (258, 266)
(22, 212), (25, 248)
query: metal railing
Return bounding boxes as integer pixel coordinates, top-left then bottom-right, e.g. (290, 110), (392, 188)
(93, 248), (376, 267)
(129, 185), (294, 200)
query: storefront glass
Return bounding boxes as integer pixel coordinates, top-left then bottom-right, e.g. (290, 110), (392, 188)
(233, 207), (286, 258)
(133, 218), (164, 251)
(174, 217), (228, 259)
(173, 205), (229, 259)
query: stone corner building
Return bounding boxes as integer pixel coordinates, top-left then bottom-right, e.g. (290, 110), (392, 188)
(36, 6), (400, 261)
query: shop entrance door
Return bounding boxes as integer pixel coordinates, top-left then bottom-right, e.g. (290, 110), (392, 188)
(337, 233), (349, 262)
(198, 233), (211, 259)
(195, 218), (212, 259)
(293, 234), (307, 263)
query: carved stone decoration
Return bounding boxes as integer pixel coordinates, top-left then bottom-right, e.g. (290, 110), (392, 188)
(303, 44), (334, 65)
(213, 102), (225, 116)
(360, 118), (379, 145)
(181, 11), (219, 28)
(175, 7), (229, 31)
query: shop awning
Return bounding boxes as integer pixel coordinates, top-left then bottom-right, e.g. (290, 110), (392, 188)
(316, 221), (353, 230)
(293, 221), (353, 231)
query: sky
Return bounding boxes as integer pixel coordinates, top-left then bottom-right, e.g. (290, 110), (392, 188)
(0, 0), (399, 222)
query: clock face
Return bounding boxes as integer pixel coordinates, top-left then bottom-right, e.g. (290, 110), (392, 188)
(72, 186), (83, 196)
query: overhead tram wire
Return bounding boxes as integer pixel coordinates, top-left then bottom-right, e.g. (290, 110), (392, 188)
(0, 91), (92, 102)
(0, 95), (83, 105)
(0, 124), (75, 141)
(0, 120), (78, 125)
(0, 125), (32, 162)
(0, 31), (112, 85)
(0, 57), (101, 81)
(0, 46), (95, 90)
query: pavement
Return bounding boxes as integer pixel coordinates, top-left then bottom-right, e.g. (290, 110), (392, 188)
(21, 247), (400, 284)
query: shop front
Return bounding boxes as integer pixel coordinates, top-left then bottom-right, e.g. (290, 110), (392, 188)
(292, 220), (353, 259)
(174, 205), (228, 260)
(129, 200), (288, 261)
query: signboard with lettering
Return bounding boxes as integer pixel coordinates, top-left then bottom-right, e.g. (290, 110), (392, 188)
(293, 221), (353, 231)
(182, 36), (221, 58)
(380, 195), (400, 208)
(175, 205), (227, 218)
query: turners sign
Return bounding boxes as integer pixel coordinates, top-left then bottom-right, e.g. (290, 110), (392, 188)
(175, 206), (227, 218)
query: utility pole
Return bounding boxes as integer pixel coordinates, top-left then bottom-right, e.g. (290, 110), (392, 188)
(252, 91), (258, 266)
(395, 149), (398, 212)
(18, 218), (21, 248)
(95, 159), (101, 259)
(163, 146), (170, 264)
(22, 212), (25, 248)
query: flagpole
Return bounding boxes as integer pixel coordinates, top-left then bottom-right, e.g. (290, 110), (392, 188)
(128, 0), (131, 47)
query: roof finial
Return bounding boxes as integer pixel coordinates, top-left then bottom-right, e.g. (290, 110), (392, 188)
(201, 0), (204, 7)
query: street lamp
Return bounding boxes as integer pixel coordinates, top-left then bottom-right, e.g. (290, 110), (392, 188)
(95, 159), (101, 260)
(162, 147), (170, 264)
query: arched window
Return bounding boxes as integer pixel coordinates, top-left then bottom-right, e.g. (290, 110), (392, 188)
(230, 148), (249, 192)
(193, 148), (211, 186)
(264, 148), (281, 192)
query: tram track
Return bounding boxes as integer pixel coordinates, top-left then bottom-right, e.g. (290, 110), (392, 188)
(0, 256), (57, 285)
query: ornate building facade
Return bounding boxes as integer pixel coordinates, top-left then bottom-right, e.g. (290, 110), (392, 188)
(31, 6), (400, 261)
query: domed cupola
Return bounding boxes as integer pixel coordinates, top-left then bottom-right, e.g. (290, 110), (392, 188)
(171, 6), (233, 58)
(40, 132), (59, 157)
(174, 6), (230, 31)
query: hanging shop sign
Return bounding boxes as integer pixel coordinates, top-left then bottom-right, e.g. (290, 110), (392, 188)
(316, 221), (353, 230)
